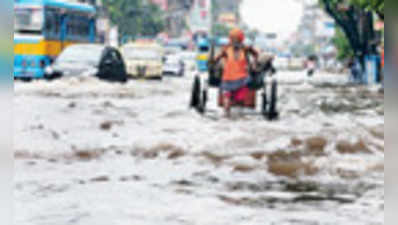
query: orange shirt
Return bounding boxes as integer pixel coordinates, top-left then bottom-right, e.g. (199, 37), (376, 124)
(222, 47), (248, 81)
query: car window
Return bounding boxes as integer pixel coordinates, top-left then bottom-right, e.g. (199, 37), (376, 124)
(115, 51), (124, 63)
(101, 50), (113, 64)
(110, 51), (117, 61)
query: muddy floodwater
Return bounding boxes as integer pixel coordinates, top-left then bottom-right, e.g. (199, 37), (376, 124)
(14, 72), (384, 225)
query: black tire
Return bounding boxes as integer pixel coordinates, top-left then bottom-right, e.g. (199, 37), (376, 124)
(190, 75), (201, 109)
(268, 79), (279, 120)
(261, 77), (268, 118)
(20, 77), (32, 82)
(261, 92), (267, 117)
(44, 73), (53, 81)
(45, 71), (64, 81)
(120, 77), (128, 83)
(155, 76), (163, 81)
(198, 89), (207, 114)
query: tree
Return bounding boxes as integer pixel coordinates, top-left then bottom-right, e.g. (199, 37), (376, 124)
(319, 0), (378, 68)
(138, 3), (165, 36)
(351, 0), (384, 20)
(103, 0), (165, 41)
(332, 28), (354, 61)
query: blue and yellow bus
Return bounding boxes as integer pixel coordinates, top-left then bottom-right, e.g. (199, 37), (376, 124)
(14, 0), (96, 78)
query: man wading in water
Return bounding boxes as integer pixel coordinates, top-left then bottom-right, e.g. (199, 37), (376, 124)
(211, 28), (258, 117)
(211, 28), (259, 118)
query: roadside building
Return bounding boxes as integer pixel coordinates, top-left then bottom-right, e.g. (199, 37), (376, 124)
(150, 0), (194, 38)
(187, 0), (212, 38)
(293, 1), (336, 70)
(218, 13), (237, 28)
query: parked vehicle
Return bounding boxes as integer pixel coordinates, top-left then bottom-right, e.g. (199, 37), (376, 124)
(14, 0), (96, 79)
(164, 45), (183, 56)
(165, 39), (188, 51)
(289, 57), (306, 71)
(44, 44), (127, 82)
(120, 42), (164, 80)
(163, 55), (185, 76)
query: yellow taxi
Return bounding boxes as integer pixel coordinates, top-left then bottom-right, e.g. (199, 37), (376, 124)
(120, 41), (164, 79)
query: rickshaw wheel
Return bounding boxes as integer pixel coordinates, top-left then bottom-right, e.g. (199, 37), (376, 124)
(268, 79), (279, 120)
(199, 89), (208, 114)
(190, 75), (207, 114)
(261, 91), (267, 116)
(190, 75), (201, 109)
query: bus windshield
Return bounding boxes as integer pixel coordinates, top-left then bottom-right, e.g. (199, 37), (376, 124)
(14, 7), (43, 34)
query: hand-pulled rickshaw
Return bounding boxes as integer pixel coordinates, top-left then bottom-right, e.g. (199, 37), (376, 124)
(190, 39), (279, 121)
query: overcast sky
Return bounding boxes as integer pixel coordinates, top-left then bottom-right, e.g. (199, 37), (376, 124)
(240, 0), (304, 41)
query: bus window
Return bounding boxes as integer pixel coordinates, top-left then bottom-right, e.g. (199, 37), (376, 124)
(67, 14), (79, 41)
(78, 17), (90, 40)
(68, 15), (74, 39)
(14, 7), (43, 34)
(64, 12), (94, 42)
(45, 9), (58, 39)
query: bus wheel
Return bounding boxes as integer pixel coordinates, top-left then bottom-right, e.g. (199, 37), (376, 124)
(45, 73), (61, 81)
(21, 77), (32, 82)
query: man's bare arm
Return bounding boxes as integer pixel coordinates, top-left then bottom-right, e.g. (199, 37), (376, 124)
(211, 48), (227, 64)
(247, 46), (259, 63)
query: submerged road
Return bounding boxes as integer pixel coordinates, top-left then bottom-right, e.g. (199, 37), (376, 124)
(14, 71), (384, 225)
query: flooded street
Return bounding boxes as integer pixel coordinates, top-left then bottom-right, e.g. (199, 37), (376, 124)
(14, 72), (384, 225)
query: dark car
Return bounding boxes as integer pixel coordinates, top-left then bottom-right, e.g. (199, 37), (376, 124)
(45, 44), (127, 83)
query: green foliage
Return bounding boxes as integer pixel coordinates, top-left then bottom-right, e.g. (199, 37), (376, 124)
(319, 0), (378, 65)
(320, 0), (384, 19)
(103, 0), (165, 39)
(332, 28), (354, 61)
(351, 0), (384, 19)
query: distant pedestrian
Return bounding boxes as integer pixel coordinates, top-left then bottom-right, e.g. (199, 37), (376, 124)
(379, 42), (384, 88)
(306, 55), (317, 77)
(348, 57), (362, 84)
